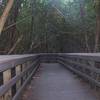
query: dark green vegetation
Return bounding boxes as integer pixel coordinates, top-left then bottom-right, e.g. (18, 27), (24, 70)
(0, 0), (99, 54)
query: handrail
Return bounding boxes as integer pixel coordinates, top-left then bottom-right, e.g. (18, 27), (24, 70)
(1, 53), (100, 100)
(57, 53), (100, 90)
(0, 54), (40, 100)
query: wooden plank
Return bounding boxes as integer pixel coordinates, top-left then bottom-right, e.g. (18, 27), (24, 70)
(0, 64), (34, 96)
(0, 55), (38, 99)
(0, 56), (34, 72)
(3, 69), (12, 100)
(13, 63), (39, 100)
(16, 65), (21, 91)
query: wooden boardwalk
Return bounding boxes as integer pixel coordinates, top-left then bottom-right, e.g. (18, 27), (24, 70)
(21, 63), (100, 100)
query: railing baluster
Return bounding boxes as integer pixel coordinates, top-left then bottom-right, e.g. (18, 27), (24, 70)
(0, 54), (40, 100)
(16, 65), (21, 91)
(3, 69), (12, 100)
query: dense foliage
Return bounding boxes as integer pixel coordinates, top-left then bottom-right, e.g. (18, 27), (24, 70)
(0, 0), (99, 54)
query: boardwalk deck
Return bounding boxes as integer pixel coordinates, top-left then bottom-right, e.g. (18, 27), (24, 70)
(21, 63), (99, 100)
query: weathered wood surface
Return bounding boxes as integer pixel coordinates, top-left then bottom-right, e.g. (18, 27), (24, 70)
(1, 53), (100, 100)
(0, 54), (40, 100)
(21, 63), (99, 100)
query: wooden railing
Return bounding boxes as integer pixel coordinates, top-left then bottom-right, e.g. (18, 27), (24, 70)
(0, 54), (40, 100)
(1, 53), (100, 100)
(58, 53), (100, 90)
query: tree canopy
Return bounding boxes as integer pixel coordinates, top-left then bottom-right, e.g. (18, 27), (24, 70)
(0, 0), (99, 54)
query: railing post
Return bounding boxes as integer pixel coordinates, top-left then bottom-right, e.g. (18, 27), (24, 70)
(3, 70), (12, 100)
(0, 55), (40, 100)
(16, 65), (21, 91)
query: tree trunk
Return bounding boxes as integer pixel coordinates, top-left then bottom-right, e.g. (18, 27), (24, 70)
(94, 0), (100, 52)
(0, 0), (14, 34)
(79, 0), (91, 52)
(8, 35), (23, 54)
